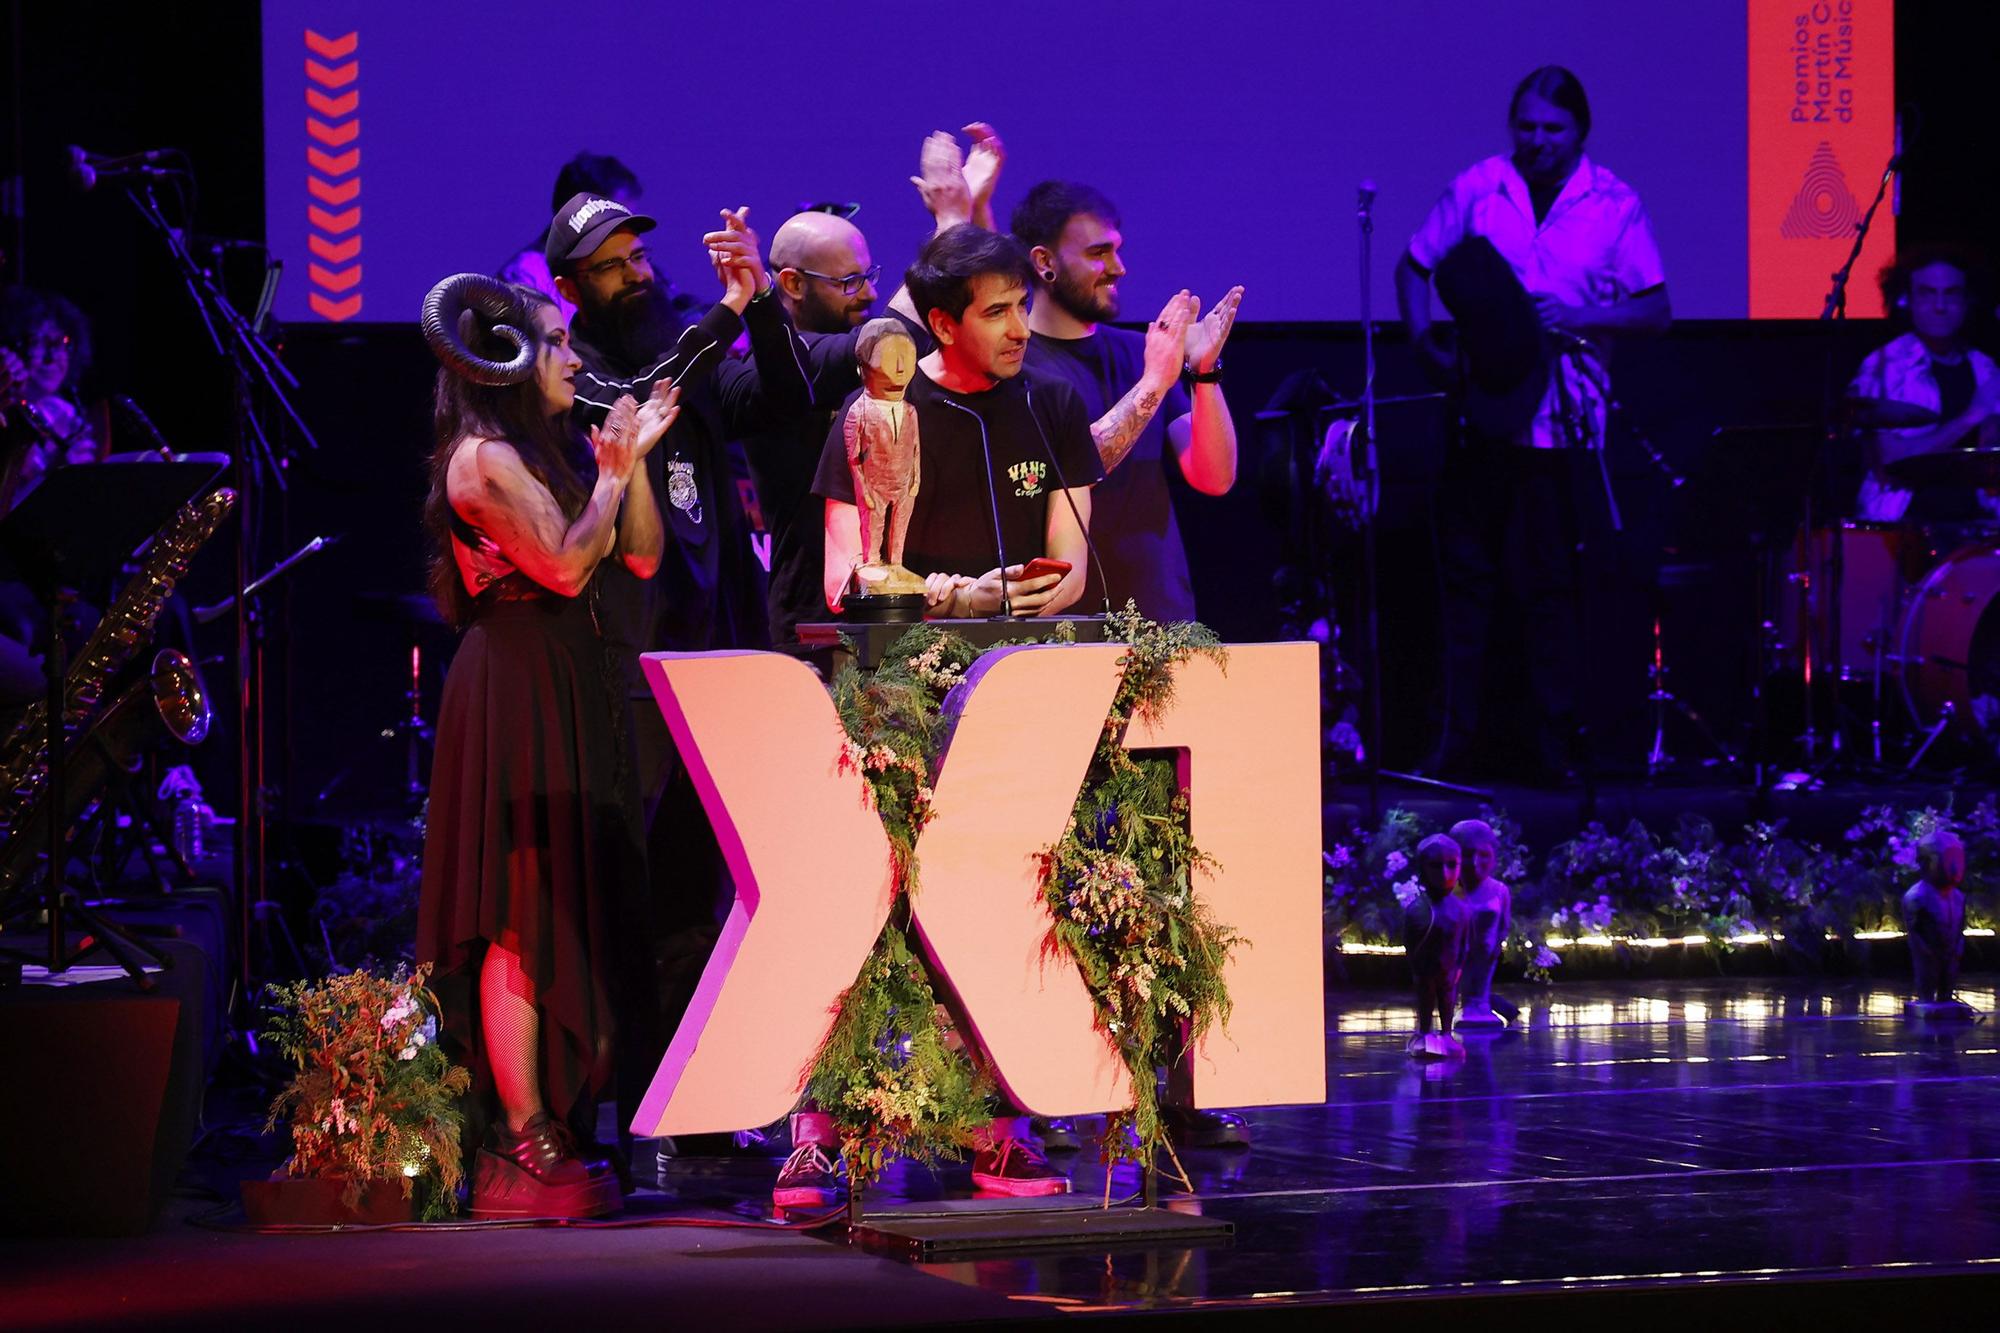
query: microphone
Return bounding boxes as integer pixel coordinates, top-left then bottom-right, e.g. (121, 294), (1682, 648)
(112, 394), (176, 461)
(1022, 383), (1111, 617)
(1357, 179), (1377, 215)
(930, 393), (1013, 617)
(1891, 103), (1919, 215)
(66, 145), (182, 192)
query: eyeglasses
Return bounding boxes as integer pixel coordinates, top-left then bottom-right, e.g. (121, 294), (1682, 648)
(577, 248), (650, 281)
(19, 332), (69, 358)
(795, 264), (881, 297)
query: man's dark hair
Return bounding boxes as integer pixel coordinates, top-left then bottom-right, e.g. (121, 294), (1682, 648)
(550, 152), (641, 213)
(0, 284), (93, 390)
(1509, 65), (1591, 140)
(905, 225), (1035, 327)
(1878, 241), (1992, 328)
(1008, 180), (1122, 256)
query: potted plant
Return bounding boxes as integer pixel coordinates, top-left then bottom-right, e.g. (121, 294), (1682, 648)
(246, 964), (470, 1224)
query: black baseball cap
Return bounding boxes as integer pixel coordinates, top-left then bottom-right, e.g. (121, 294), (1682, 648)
(545, 192), (657, 273)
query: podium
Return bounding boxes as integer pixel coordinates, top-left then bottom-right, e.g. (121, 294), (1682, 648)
(627, 638), (1326, 1253)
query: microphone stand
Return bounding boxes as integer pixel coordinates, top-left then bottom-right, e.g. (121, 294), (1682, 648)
(121, 178), (322, 1002)
(1352, 185), (1483, 817)
(1795, 146), (1899, 777)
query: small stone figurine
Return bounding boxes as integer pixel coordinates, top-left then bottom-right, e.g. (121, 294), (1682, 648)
(1450, 819), (1518, 1031)
(1405, 833), (1470, 1059)
(843, 318), (927, 598)
(1903, 830), (1974, 1020)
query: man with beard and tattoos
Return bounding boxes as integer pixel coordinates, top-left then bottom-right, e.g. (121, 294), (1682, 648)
(1010, 181), (1242, 625)
(544, 190), (813, 1169)
(752, 124), (1007, 648)
(1011, 181), (1249, 1150)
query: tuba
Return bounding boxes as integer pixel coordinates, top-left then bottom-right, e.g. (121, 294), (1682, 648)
(0, 487), (235, 898)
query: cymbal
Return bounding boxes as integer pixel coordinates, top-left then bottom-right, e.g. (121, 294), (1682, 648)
(1883, 447), (2000, 491)
(1844, 395), (1940, 430)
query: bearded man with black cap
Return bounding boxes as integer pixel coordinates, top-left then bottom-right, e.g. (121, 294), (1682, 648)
(544, 191), (813, 1162)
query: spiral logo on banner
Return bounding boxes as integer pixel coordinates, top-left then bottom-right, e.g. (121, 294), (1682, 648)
(1779, 141), (1861, 240)
(304, 29), (361, 321)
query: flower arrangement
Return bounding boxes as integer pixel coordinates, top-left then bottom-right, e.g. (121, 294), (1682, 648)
(805, 612), (1242, 1192)
(810, 623), (995, 1188)
(1035, 608), (1241, 1179)
(262, 964), (470, 1220)
(1324, 796), (2000, 966)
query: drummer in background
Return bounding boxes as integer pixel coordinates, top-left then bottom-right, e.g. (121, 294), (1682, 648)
(1850, 245), (2000, 523)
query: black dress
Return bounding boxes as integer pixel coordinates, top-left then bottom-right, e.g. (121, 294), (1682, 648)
(416, 577), (647, 1138)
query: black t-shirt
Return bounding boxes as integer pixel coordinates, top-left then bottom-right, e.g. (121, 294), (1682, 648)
(811, 366), (1102, 585)
(1025, 328), (1197, 621)
(1936, 356), (1975, 424)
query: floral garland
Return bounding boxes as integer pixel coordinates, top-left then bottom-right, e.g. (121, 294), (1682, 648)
(1035, 609), (1239, 1180)
(803, 611), (1240, 1191)
(262, 963), (470, 1219)
(1324, 798), (2000, 969)
(806, 624), (993, 1188)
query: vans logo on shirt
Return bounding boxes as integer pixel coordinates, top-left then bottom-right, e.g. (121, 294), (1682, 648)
(1008, 460), (1047, 497)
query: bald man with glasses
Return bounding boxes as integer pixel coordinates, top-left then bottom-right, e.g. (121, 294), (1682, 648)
(751, 123), (1007, 648)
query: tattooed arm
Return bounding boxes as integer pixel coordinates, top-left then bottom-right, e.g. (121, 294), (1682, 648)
(1092, 291), (1192, 473)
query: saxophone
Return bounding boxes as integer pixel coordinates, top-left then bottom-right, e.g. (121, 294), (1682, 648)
(0, 486), (236, 897)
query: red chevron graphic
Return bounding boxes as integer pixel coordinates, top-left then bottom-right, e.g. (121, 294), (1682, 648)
(309, 262), (361, 293)
(307, 116), (360, 147)
(306, 87), (358, 118)
(304, 29), (357, 59)
(306, 30), (361, 322)
(308, 204), (360, 233)
(305, 57), (358, 87)
(307, 146), (359, 176)
(308, 233), (362, 263)
(309, 292), (363, 321)
(307, 175), (360, 205)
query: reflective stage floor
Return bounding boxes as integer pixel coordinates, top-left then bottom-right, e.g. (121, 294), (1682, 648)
(9, 977), (2000, 1328)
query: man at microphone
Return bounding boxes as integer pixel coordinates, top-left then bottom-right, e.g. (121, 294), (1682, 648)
(815, 224), (1101, 621)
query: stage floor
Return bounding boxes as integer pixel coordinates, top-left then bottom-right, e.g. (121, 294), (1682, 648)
(8, 977), (2000, 1328)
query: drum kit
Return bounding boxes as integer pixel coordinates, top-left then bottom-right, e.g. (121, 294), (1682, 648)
(1784, 393), (2000, 770)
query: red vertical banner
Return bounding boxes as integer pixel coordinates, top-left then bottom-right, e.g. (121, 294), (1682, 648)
(1747, 0), (1894, 318)
(304, 28), (361, 321)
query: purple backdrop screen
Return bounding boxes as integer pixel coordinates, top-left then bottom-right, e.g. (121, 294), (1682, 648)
(265, 0), (1764, 325)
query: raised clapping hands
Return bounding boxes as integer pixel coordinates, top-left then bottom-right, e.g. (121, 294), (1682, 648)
(704, 207), (770, 312)
(911, 130), (972, 229)
(1142, 292), (1196, 391)
(1184, 286), (1244, 374)
(630, 378), (682, 458)
(961, 122), (1005, 228)
(589, 395), (641, 484)
(909, 124), (1005, 231)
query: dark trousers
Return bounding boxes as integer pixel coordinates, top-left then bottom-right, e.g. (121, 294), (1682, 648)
(1436, 439), (1585, 776)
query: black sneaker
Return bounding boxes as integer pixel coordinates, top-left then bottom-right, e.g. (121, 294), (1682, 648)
(972, 1134), (1070, 1197)
(772, 1142), (844, 1209)
(1031, 1116), (1081, 1153)
(1161, 1105), (1251, 1150)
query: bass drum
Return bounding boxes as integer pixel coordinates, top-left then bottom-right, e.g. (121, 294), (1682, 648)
(1900, 540), (2000, 738)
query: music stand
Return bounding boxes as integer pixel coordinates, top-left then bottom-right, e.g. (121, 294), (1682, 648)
(0, 459), (226, 982)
